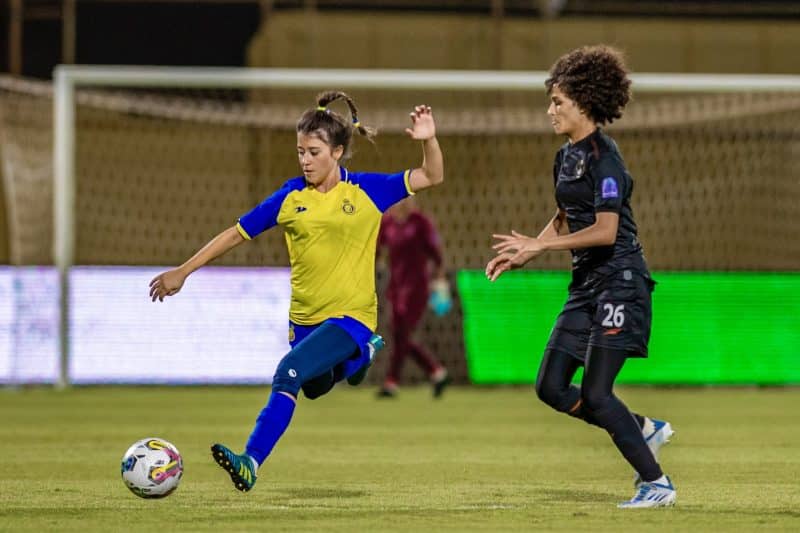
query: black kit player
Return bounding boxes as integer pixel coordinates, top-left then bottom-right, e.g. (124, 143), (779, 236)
(486, 45), (676, 508)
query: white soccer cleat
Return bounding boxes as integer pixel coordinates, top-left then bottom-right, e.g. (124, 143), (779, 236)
(618, 476), (676, 509)
(644, 418), (674, 453)
(634, 418), (674, 487)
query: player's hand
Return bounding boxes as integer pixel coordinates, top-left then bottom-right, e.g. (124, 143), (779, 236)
(405, 105), (436, 140)
(149, 268), (187, 302)
(492, 230), (546, 258)
(485, 252), (520, 282)
(485, 231), (546, 282)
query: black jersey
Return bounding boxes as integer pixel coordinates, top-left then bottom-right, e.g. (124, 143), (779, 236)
(553, 129), (647, 278)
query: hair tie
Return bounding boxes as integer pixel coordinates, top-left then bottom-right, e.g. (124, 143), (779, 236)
(316, 105), (328, 112)
(352, 120), (361, 128)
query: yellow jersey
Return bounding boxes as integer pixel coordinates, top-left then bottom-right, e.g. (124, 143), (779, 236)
(236, 166), (413, 330)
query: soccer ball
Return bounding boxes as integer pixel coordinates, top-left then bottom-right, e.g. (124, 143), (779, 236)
(120, 437), (183, 498)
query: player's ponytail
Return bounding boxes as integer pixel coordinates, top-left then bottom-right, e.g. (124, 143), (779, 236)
(319, 91), (377, 142)
(297, 90), (376, 161)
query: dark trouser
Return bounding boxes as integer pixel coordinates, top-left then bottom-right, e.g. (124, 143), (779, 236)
(535, 347), (663, 483)
(385, 295), (440, 384)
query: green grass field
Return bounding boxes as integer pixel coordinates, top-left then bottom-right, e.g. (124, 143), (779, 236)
(1, 386), (799, 532)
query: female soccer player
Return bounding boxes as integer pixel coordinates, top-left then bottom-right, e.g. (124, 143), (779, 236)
(485, 45), (676, 508)
(376, 197), (451, 398)
(149, 92), (443, 492)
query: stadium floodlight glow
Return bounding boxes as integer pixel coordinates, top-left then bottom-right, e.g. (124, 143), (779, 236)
(51, 66), (800, 388)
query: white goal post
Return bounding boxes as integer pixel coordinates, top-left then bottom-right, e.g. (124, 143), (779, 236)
(50, 65), (800, 388)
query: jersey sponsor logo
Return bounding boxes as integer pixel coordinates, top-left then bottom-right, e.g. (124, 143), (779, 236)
(603, 327), (623, 336)
(601, 177), (619, 199)
(342, 199), (355, 215)
(288, 368), (297, 378)
(295, 206), (307, 213)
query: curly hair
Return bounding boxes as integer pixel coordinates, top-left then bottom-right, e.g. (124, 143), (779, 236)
(296, 91), (376, 161)
(545, 45), (632, 125)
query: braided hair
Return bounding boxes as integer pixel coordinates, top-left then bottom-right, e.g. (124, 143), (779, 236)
(296, 91), (376, 161)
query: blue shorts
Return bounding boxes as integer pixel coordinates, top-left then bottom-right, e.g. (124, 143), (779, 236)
(289, 316), (372, 358)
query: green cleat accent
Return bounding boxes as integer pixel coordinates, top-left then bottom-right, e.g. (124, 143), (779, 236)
(347, 334), (385, 386)
(211, 443), (257, 492)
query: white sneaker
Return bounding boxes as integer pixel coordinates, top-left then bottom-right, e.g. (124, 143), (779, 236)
(618, 476), (676, 509)
(634, 418), (674, 487)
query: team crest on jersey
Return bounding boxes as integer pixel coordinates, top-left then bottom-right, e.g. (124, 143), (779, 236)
(601, 177), (619, 199)
(342, 199), (355, 215)
(574, 158), (586, 179)
(559, 149), (587, 182)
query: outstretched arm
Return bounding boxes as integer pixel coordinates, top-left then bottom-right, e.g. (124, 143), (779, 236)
(540, 212), (618, 250)
(149, 225), (245, 302)
(486, 211), (618, 282)
(405, 105), (443, 193)
(485, 209), (564, 282)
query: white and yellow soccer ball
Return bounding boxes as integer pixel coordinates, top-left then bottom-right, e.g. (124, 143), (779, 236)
(120, 438), (183, 498)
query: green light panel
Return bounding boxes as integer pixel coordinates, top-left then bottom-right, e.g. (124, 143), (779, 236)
(457, 271), (800, 385)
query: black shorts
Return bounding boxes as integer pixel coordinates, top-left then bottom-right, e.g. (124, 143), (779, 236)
(546, 269), (656, 360)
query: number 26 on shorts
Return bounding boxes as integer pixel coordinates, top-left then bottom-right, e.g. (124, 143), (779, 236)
(601, 303), (625, 328)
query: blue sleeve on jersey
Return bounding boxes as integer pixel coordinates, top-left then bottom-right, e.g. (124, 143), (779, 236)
(592, 155), (629, 213)
(237, 178), (304, 239)
(351, 170), (412, 213)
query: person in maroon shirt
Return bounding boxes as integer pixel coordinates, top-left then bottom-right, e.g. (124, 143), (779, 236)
(377, 197), (450, 398)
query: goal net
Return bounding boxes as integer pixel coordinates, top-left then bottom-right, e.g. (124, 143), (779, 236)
(0, 68), (798, 385)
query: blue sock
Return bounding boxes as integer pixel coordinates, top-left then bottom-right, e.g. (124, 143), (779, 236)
(244, 391), (296, 465)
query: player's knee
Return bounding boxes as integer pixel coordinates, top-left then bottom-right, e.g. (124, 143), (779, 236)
(534, 377), (556, 407)
(581, 391), (609, 413)
(534, 378), (568, 412)
(580, 389), (613, 416)
(272, 357), (303, 397)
